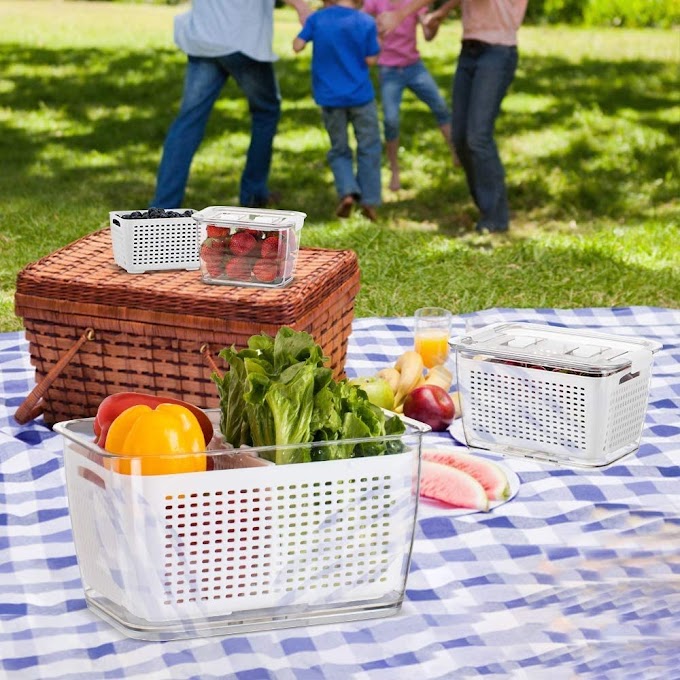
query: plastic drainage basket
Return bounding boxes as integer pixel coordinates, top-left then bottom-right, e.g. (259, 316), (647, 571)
(109, 209), (202, 274)
(452, 323), (661, 468)
(54, 412), (427, 640)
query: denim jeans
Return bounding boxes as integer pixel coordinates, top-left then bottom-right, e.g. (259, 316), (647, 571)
(151, 53), (281, 209)
(321, 101), (382, 207)
(379, 60), (450, 141)
(451, 42), (518, 232)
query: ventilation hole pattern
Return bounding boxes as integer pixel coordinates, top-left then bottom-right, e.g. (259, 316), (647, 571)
(605, 374), (650, 452)
(132, 222), (198, 267)
(467, 368), (588, 450)
(161, 475), (397, 606)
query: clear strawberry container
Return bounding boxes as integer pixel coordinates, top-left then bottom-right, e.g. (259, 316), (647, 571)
(192, 206), (307, 288)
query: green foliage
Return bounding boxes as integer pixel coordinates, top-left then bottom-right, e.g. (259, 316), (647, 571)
(525, 0), (679, 27)
(525, 0), (587, 25)
(584, 0), (680, 28)
(0, 2), (678, 334)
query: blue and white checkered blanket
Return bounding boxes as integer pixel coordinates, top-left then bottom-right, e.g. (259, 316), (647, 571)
(1, 307), (679, 679)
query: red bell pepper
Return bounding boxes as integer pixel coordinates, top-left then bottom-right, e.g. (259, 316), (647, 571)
(93, 391), (214, 449)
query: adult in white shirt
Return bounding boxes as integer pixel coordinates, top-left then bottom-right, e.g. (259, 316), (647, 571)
(151, 0), (310, 210)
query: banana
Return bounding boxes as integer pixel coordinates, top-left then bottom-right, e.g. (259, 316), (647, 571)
(394, 350), (424, 406)
(376, 367), (401, 395)
(423, 364), (453, 392)
(450, 390), (462, 419)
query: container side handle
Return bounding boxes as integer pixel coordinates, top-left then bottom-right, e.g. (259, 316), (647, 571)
(14, 328), (96, 425)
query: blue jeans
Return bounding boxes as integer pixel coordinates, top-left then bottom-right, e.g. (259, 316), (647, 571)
(321, 101), (382, 207)
(451, 42), (518, 232)
(151, 53), (281, 209)
(379, 60), (450, 141)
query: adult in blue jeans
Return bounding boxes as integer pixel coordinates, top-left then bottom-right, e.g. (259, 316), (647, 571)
(378, 0), (528, 233)
(151, 0), (311, 210)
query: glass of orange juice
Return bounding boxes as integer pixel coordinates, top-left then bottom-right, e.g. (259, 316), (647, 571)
(414, 307), (453, 368)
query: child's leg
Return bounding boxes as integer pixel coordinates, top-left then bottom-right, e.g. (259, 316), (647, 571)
(379, 66), (405, 191)
(321, 106), (360, 216)
(405, 60), (460, 166)
(351, 101), (382, 220)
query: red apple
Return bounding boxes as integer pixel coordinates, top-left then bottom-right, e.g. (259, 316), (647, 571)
(403, 385), (455, 431)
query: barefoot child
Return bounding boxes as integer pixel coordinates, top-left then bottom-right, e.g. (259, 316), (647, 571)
(293, 0), (382, 220)
(363, 0), (458, 191)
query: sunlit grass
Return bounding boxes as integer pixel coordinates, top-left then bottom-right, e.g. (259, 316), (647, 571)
(0, 1), (678, 334)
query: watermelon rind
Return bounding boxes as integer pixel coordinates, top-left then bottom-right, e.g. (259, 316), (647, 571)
(422, 449), (510, 501)
(419, 460), (489, 511)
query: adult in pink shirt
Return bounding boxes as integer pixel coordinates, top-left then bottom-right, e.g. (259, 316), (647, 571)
(379, 0), (528, 233)
(364, 0), (457, 191)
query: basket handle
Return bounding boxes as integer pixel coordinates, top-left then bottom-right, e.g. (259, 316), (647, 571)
(14, 328), (96, 425)
(200, 343), (224, 379)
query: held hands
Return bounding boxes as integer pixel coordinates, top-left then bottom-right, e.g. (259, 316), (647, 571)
(419, 13), (442, 41)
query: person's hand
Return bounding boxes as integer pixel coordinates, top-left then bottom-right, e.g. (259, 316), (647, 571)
(287, 0), (312, 25)
(420, 13), (442, 41)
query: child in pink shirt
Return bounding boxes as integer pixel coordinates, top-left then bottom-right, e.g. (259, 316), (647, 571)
(363, 0), (458, 191)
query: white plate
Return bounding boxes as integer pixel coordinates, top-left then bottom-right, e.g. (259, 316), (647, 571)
(420, 443), (521, 516)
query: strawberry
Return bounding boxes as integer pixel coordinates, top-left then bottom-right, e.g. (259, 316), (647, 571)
(229, 231), (258, 256)
(206, 224), (229, 238)
(200, 237), (228, 263)
(225, 257), (252, 281)
(204, 258), (224, 277)
(252, 258), (279, 283)
(260, 235), (280, 260)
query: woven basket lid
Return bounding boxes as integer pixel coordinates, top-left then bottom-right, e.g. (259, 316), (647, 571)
(16, 229), (360, 326)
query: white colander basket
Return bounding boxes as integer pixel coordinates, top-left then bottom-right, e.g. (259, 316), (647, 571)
(454, 323), (661, 467)
(56, 418), (423, 639)
(109, 210), (204, 274)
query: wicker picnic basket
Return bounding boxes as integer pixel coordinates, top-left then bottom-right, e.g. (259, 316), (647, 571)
(14, 229), (361, 425)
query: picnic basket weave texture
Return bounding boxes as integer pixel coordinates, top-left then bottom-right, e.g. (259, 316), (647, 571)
(14, 229), (360, 425)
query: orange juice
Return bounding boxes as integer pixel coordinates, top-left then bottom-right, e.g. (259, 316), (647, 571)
(415, 330), (450, 368)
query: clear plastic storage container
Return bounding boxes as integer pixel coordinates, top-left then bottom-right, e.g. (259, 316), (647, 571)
(192, 206), (307, 288)
(452, 323), (661, 467)
(54, 411), (426, 640)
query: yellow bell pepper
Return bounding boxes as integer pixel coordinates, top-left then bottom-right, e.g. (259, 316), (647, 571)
(104, 403), (207, 475)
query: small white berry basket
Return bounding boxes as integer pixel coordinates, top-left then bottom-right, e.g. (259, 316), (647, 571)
(192, 206), (307, 288)
(109, 209), (203, 274)
(452, 323), (661, 467)
(54, 411), (427, 641)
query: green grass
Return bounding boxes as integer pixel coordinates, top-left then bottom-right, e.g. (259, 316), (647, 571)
(1, 1), (678, 332)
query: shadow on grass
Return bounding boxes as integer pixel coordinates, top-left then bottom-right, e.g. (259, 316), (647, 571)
(1, 42), (677, 222)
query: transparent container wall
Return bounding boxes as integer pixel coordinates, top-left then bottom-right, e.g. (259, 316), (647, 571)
(193, 206), (306, 288)
(55, 417), (422, 640)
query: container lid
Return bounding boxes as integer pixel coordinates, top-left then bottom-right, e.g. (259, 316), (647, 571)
(452, 322), (661, 374)
(192, 206), (306, 231)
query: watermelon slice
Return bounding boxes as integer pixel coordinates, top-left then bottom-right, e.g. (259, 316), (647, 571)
(423, 449), (510, 501)
(419, 459), (489, 511)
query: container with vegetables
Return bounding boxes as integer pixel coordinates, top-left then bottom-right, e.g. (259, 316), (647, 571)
(54, 327), (428, 640)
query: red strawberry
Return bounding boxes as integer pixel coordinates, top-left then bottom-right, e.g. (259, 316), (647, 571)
(252, 259), (279, 283)
(204, 258), (224, 277)
(206, 224), (229, 238)
(260, 235), (280, 260)
(200, 237), (228, 263)
(229, 231), (258, 256)
(225, 257), (252, 281)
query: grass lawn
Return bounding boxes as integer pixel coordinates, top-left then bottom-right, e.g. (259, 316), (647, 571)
(1, 1), (678, 333)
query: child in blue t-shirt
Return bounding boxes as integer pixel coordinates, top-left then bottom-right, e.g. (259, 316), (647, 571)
(294, 0), (382, 221)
